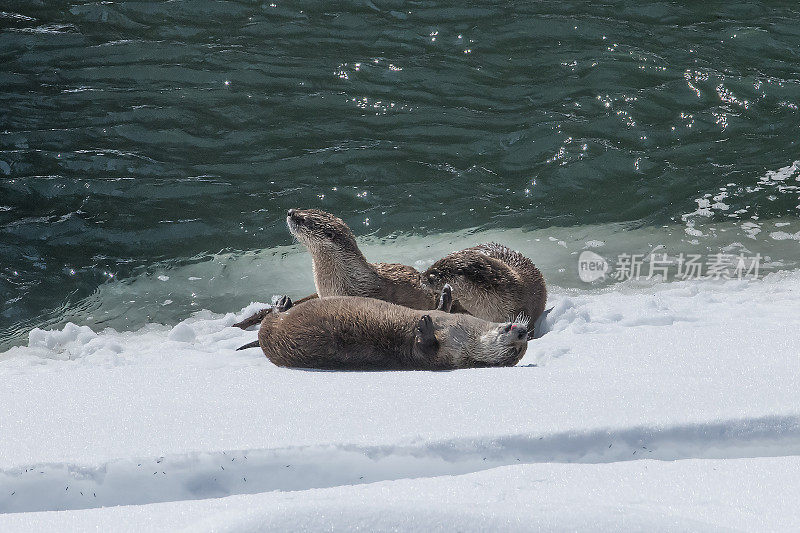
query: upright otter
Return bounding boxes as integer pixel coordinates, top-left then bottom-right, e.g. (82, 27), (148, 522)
(256, 291), (529, 370)
(286, 208), (445, 309)
(233, 208), (546, 331)
(232, 208), (455, 330)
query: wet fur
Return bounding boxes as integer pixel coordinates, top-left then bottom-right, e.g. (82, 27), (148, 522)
(288, 209), (439, 310)
(424, 243), (547, 323)
(258, 296), (529, 370)
(286, 209), (546, 324)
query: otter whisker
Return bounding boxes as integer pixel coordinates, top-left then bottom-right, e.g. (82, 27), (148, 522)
(510, 311), (530, 328)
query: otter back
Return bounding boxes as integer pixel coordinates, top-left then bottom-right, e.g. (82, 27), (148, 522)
(423, 243), (547, 324)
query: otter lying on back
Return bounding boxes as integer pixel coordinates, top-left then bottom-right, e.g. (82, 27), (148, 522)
(234, 208), (546, 331)
(256, 290), (530, 370)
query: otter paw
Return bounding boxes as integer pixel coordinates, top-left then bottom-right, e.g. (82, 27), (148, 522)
(274, 295), (293, 312)
(417, 314), (434, 335)
(415, 315), (439, 356)
(437, 283), (453, 312)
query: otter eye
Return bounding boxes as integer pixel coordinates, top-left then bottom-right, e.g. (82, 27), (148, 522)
(503, 323), (513, 333)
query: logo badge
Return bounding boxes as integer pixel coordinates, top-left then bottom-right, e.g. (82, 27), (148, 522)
(578, 251), (609, 282)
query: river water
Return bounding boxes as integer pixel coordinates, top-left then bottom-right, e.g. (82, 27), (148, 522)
(1, 1), (799, 347)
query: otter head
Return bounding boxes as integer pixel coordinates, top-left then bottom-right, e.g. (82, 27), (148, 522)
(287, 209), (361, 257)
(474, 319), (530, 367)
(287, 208), (372, 296)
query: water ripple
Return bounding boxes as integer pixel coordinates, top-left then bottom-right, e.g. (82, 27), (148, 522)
(1, 1), (800, 340)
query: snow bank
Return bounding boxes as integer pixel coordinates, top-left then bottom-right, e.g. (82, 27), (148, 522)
(2, 457), (800, 532)
(2, 272), (800, 529)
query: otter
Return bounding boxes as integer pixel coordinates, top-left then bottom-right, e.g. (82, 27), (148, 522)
(236, 282), (455, 352)
(232, 208), (464, 329)
(424, 242), (547, 326)
(253, 287), (530, 370)
(285, 208), (455, 307)
(233, 208), (546, 332)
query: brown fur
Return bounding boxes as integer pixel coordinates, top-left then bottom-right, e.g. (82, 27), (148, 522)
(287, 209), (545, 322)
(235, 209), (546, 330)
(424, 243), (547, 323)
(287, 208), (439, 310)
(257, 296), (529, 370)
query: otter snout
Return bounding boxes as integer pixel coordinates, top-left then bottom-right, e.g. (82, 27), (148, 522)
(503, 323), (527, 341)
(287, 209), (307, 237)
(287, 209), (304, 223)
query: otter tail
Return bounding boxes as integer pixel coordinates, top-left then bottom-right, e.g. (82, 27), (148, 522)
(236, 340), (260, 351)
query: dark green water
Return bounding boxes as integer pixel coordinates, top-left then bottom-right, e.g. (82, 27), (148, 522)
(2, 1), (800, 346)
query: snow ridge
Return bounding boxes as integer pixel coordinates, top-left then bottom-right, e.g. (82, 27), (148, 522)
(2, 414), (799, 514)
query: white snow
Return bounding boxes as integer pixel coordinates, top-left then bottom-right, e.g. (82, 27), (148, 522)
(2, 272), (800, 530)
(3, 457), (800, 532)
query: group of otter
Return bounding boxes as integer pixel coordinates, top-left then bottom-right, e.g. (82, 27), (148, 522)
(234, 209), (547, 371)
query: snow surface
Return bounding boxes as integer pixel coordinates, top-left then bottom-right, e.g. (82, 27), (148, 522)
(2, 271), (800, 530)
(3, 457), (800, 532)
